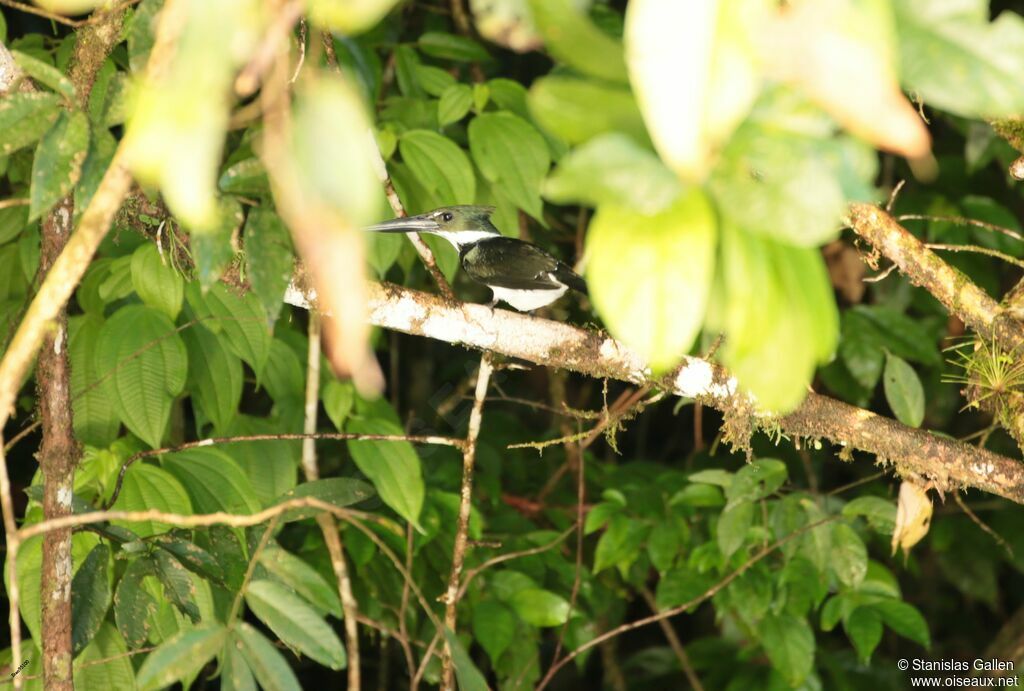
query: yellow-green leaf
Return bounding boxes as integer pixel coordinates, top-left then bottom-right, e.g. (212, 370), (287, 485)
(586, 190), (716, 371)
(131, 243), (184, 319)
(527, 0), (628, 83)
(308, 0), (401, 33)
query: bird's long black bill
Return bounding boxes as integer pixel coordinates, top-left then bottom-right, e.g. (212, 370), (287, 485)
(364, 214), (440, 234)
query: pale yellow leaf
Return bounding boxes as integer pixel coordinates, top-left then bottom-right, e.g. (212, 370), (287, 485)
(891, 480), (933, 556)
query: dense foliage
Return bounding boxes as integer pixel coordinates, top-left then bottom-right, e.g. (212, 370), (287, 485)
(4, 0), (1024, 690)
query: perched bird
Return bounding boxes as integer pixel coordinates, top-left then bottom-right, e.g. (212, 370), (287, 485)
(365, 205), (587, 311)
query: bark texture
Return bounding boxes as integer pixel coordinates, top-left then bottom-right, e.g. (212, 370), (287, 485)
(36, 11), (125, 689)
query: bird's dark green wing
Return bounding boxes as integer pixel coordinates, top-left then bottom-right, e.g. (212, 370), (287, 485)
(461, 237), (584, 291)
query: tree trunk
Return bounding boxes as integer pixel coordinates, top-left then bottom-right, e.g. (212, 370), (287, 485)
(36, 12), (124, 689)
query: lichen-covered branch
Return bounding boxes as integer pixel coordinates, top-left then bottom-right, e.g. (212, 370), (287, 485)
(847, 202), (1024, 349)
(352, 282), (1024, 504)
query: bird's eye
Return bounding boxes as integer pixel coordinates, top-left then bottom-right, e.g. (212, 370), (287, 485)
(441, 212), (453, 222)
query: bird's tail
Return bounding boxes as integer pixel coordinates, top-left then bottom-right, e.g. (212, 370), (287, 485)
(555, 265), (588, 296)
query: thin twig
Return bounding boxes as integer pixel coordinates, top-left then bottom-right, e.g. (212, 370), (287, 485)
(456, 525), (575, 601)
(954, 492), (1014, 558)
(228, 515), (282, 624)
(440, 352), (493, 690)
(536, 517), (838, 689)
(897, 213), (1024, 243)
(0, 198), (29, 210)
(639, 587), (705, 690)
(105, 431), (464, 508)
(924, 243), (1024, 269)
(303, 313), (362, 690)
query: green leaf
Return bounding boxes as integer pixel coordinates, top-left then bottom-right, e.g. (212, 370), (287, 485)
(894, 0), (1024, 117)
(12, 50), (75, 100)
(150, 534), (225, 585)
(871, 599), (931, 648)
(185, 282), (272, 378)
(726, 459), (787, 508)
(29, 109), (90, 221)
(883, 353), (925, 427)
(839, 310), (886, 390)
(646, 520), (681, 573)
(95, 305), (187, 449)
(509, 588), (570, 627)
(110, 463), (192, 537)
(191, 196), (243, 286)
(853, 306), (941, 366)
(443, 629), (490, 691)
(8, 533), (99, 648)
(544, 133), (679, 214)
(398, 129), (476, 205)
(323, 379), (355, 430)
(244, 207), (294, 324)
(153, 550), (201, 622)
(760, 613), (815, 687)
(688, 469), (733, 488)
(136, 624), (225, 691)
(709, 91), (878, 247)
(593, 513), (646, 574)
(655, 568), (715, 611)
(469, 112), (550, 220)
(131, 243), (184, 320)
(711, 224), (838, 412)
(528, 76), (647, 145)
(0, 92), (62, 155)
(393, 44), (423, 98)
(346, 418), (424, 527)
(489, 77), (529, 118)
(183, 323), (243, 433)
(128, 0), (164, 72)
(418, 31), (491, 62)
(262, 339), (304, 403)
(473, 600), (516, 663)
(69, 314), (121, 447)
(830, 523), (868, 588)
(162, 448), (261, 514)
(845, 607), (883, 664)
(438, 83), (474, 127)
(273, 477), (376, 523)
(717, 501), (754, 559)
(414, 64), (456, 96)
(259, 546), (342, 618)
(526, 0), (628, 83)
(219, 157), (270, 196)
(290, 75), (382, 226)
(245, 580), (346, 669)
(0, 204), (28, 245)
(586, 190), (716, 371)
(114, 558), (158, 649)
(71, 544), (111, 656)
(75, 127), (117, 211)
(75, 623), (135, 690)
(842, 496), (897, 535)
(235, 622), (302, 691)
(223, 415), (299, 505)
(221, 643), (257, 691)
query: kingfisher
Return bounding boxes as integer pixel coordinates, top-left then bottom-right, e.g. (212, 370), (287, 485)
(365, 205), (587, 311)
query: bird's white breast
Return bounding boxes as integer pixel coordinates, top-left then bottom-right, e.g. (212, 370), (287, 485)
(491, 284), (568, 311)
